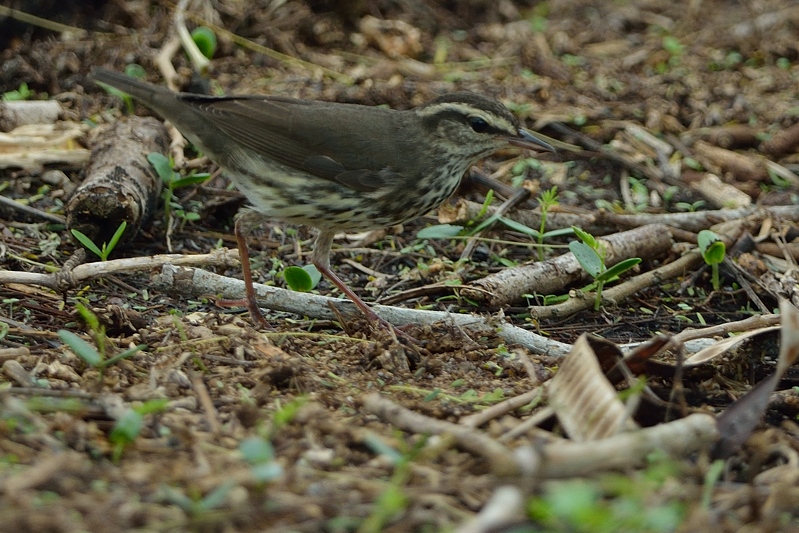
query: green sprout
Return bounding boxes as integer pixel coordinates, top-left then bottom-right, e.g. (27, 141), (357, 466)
(147, 152), (210, 230)
(536, 186), (559, 261)
(569, 227), (641, 310)
(71, 220), (127, 261)
(2, 82), (33, 101)
(109, 399), (168, 462)
(191, 27), (218, 59)
(697, 230), (726, 291)
(283, 265), (322, 292)
(58, 302), (146, 385)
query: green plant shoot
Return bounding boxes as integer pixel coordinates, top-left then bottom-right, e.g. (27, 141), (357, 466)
(71, 220), (127, 261)
(697, 230), (725, 291)
(569, 226), (641, 310)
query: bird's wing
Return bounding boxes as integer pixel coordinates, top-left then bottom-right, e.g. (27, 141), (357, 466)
(179, 95), (402, 192)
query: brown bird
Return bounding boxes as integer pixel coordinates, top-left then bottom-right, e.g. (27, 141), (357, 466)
(92, 68), (553, 335)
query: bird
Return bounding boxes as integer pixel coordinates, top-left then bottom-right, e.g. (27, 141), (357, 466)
(92, 67), (553, 336)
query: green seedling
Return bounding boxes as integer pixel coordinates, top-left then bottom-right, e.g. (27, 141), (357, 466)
(58, 303), (145, 384)
(697, 230), (726, 291)
(240, 397), (306, 482)
(71, 220), (127, 261)
(191, 27), (217, 59)
(158, 480), (237, 517)
(283, 264), (322, 292)
(359, 434), (427, 533)
(675, 200), (706, 212)
(147, 152), (210, 231)
(240, 437), (283, 483)
(569, 227), (641, 310)
(536, 186), (558, 261)
(2, 82), (33, 101)
(417, 187), (573, 259)
(109, 398), (168, 462)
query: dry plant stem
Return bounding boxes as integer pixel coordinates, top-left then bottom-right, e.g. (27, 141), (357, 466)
(0, 347), (30, 362)
(689, 173), (752, 209)
(0, 100), (61, 131)
(0, 249), (238, 290)
(188, 367), (221, 435)
(723, 256), (771, 313)
(693, 140), (768, 181)
(455, 486), (526, 533)
(155, 35), (182, 91)
(466, 166), (537, 209)
(528, 250), (704, 321)
(154, 34), (188, 168)
(0, 195), (65, 224)
(459, 388), (543, 429)
(363, 393), (531, 478)
(670, 312), (781, 345)
(463, 223), (674, 307)
(0, 122), (89, 170)
(185, 14), (353, 84)
(548, 122), (666, 183)
(446, 200), (799, 235)
(3, 360), (36, 387)
(175, 0), (210, 74)
(499, 406), (557, 443)
(532, 413), (718, 478)
(153, 265), (572, 357)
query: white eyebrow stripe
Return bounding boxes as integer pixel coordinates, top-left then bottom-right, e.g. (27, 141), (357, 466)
(415, 102), (517, 133)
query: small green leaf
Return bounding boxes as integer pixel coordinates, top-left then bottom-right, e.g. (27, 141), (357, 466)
(103, 344), (146, 367)
(240, 437), (275, 464)
(569, 241), (603, 278)
(110, 409), (143, 445)
(698, 230), (726, 265)
(75, 302), (101, 332)
(133, 398), (169, 416)
(71, 229), (103, 259)
(596, 257), (642, 283)
(284, 266), (315, 292)
(417, 224), (464, 239)
(466, 212), (503, 235)
(170, 173), (212, 189)
(147, 152), (175, 183)
(196, 481), (235, 512)
(124, 64), (147, 79)
(105, 221), (127, 259)
(697, 230), (719, 251)
(191, 27), (218, 59)
(302, 264), (322, 289)
(571, 226), (597, 249)
(476, 189), (494, 219)
(58, 329), (102, 367)
(250, 461), (283, 482)
(542, 227), (576, 239)
(497, 216), (541, 238)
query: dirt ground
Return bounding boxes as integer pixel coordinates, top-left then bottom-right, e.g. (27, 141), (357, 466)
(2, 0), (799, 531)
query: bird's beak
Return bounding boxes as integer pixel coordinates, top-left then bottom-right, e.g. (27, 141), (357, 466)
(509, 129), (555, 152)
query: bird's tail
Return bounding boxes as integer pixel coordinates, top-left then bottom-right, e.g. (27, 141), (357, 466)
(91, 68), (172, 107)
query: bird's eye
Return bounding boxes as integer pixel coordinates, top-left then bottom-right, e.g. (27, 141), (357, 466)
(468, 116), (489, 133)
